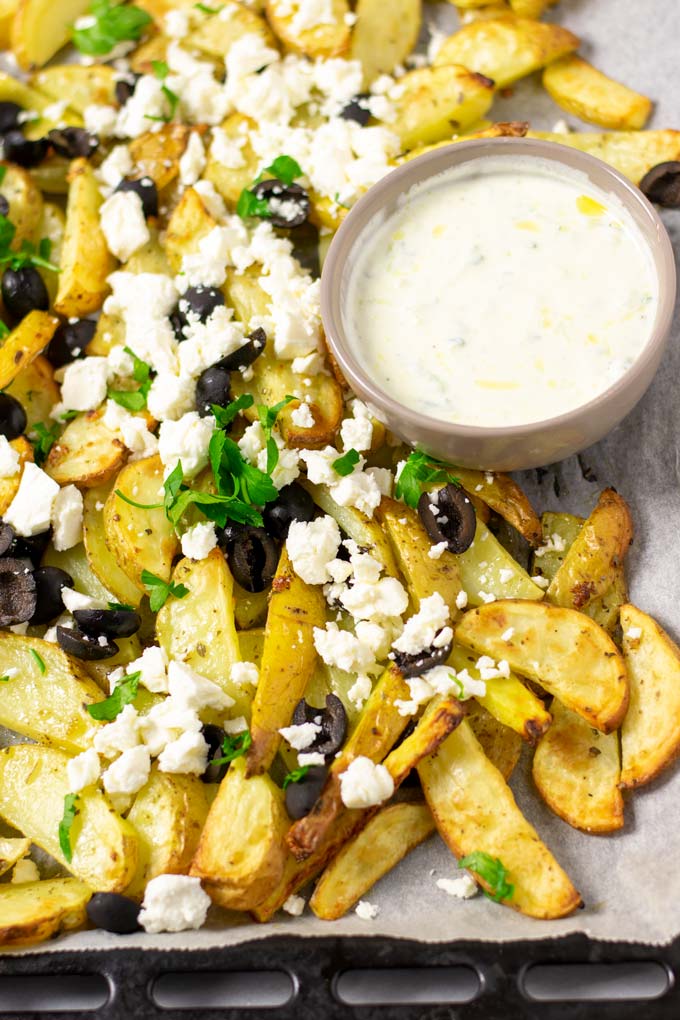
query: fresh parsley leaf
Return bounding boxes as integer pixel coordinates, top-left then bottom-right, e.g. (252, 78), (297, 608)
(31, 422), (60, 467)
(332, 448), (360, 477)
(151, 59), (169, 79)
(256, 394), (294, 473)
(107, 388), (147, 411)
(395, 450), (460, 510)
(0, 165), (6, 186)
(211, 393), (254, 430)
(87, 672), (141, 721)
(450, 673), (465, 699)
(236, 187), (271, 220)
(59, 793), (79, 864)
(115, 489), (163, 510)
(282, 765), (310, 789)
(30, 649), (46, 674)
(212, 729), (252, 766)
(236, 156), (303, 220)
(108, 602), (134, 611)
(194, 2), (224, 13)
(333, 191), (350, 210)
(146, 66), (179, 122)
(0, 217), (60, 273)
(60, 409), (79, 422)
(141, 570), (189, 612)
(0, 674), (11, 683)
(209, 429), (277, 509)
(458, 851), (514, 903)
(0, 214), (14, 251)
(263, 155), (302, 186)
(72, 0), (152, 56)
(0, 321), (9, 340)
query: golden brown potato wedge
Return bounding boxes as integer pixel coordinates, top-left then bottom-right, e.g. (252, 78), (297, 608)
(189, 0), (276, 57)
(0, 0), (17, 49)
(546, 488), (633, 611)
(532, 698), (623, 833)
(45, 411), (127, 488)
(191, 758), (289, 909)
(164, 184), (216, 274)
(434, 14), (579, 89)
(456, 519), (545, 606)
(509, 0), (555, 15)
(0, 745), (138, 892)
(389, 65), (495, 151)
(55, 159), (116, 318)
(543, 55), (652, 131)
(0, 836), (31, 877)
(455, 600), (629, 732)
(401, 121), (529, 163)
(204, 114), (259, 208)
(83, 484), (145, 607)
(30, 155), (71, 195)
(129, 124), (192, 191)
(0, 435), (33, 514)
(419, 719), (581, 918)
(33, 64), (117, 114)
(526, 130), (680, 186)
(37, 200), (65, 305)
(531, 511), (583, 583)
(11, 0), (92, 69)
(466, 700), (523, 780)
(310, 803), (435, 920)
(246, 547), (326, 776)
(42, 536), (114, 605)
(0, 72), (82, 133)
(620, 605), (680, 789)
(265, 0), (350, 58)
(350, 0), (421, 87)
(0, 878), (91, 948)
(380, 695), (466, 786)
(453, 468), (542, 547)
(6, 354), (60, 429)
(0, 310), (59, 389)
(0, 160), (43, 246)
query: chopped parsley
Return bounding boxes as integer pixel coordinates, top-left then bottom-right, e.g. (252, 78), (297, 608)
(256, 394), (294, 473)
(450, 673), (465, 699)
(107, 346), (153, 411)
(108, 601), (134, 612)
(59, 793), (79, 864)
(0, 674), (11, 683)
(86, 672), (141, 722)
(141, 570), (189, 613)
(146, 59), (180, 123)
(458, 851), (514, 903)
(0, 166), (6, 186)
(194, 2), (224, 13)
(211, 393), (254, 430)
(0, 219), (59, 273)
(31, 422), (60, 467)
(282, 765), (310, 789)
(0, 321), (9, 340)
(332, 448), (360, 477)
(237, 155), (303, 221)
(30, 649), (46, 674)
(72, 0), (152, 56)
(212, 729), (252, 766)
(395, 450), (461, 510)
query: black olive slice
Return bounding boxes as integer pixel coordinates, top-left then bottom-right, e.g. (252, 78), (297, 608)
(2, 130), (49, 167)
(195, 363), (231, 417)
(639, 161), (680, 208)
(2, 266), (49, 323)
(30, 566), (73, 625)
(285, 764), (328, 820)
(392, 630), (453, 680)
(87, 892), (141, 934)
(251, 178), (310, 229)
(0, 101), (22, 134)
(0, 392), (27, 440)
(179, 285), (225, 325)
(114, 75), (141, 106)
(200, 723), (229, 784)
(73, 608), (141, 638)
(7, 528), (51, 566)
(56, 626), (119, 661)
(46, 319), (96, 368)
(0, 520), (13, 556)
(225, 526), (279, 593)
(0, 556), (36, 626)
(339, 93), (371, 126)
(290, 220), (320, 278)
(262, 482), (315, 541)
(47, 127), (98, 159)
(292, 693), (347, 759)
(417, 483), (476, 554)
(217, 326), (266, 372)
(0, 195), (8, 218)
(114, 176), (158, 218)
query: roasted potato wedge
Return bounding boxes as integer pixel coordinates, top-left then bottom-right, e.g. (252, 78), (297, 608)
(37, 200), (65, 305)
(191, 757), (289, 909)
(0, 160), (43, 246)
(45, 410), (127, 488)
(164, 184), (216, 274)
(0, 878), (91, 948)
(350, 0), (421, 87)
(83, 484), (145, 607)
(5, 354), (60, 429)
(0, 836), (31, 877)
(456, 600), (629, 732)
(265, 0), (350, 58)
(0, 435), (33, 514)
(401, 120), (529, 163)
(453, 468), (542, 547)
(11, 0), (92, 68)
(33, 64), (117, 114)
(532, 511), (583, 583)
(0, 0), (17, 49)
(30, 155), (71, 195)
(527, 130), (680, 186)
(389, 65), (495, 151)
(533, 698), (623, 833)
(543, 55), (652, 131)
(456, 519), (545, 606)
(0, 310), (59, 389)
(204, 114), (259, 208)
(129, 124), (192, 191)
(189, 0), (275, 58)
(0, 744), (138, 892)
(466, 700), (523, 780)
(509, 0), (555, 15)
(0, 633), (104, 752)
(42, 537), (114, 605)
(620, 605), (680, 789)
(310, 803), (435, 920)
(0, 72), (81, 134)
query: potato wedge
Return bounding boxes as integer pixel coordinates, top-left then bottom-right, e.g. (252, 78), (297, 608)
(389, 65), (495, 151)
(156, 550), (248, 714)
(0, 0), (17, 49)
(104, 455), (179, 587)
(30, 155), (71, 195)
(0, 435), (33, 515)
(509, 0), (554, 15)
(466, 700), (523, 780)
(453, 468), (542, 547)
(83, 484), (145, 607)
(531, 511), (583, 583)
(434, 15), (579, 88)
(204, 114), (260, 208)
(419, 719), (581, 918)
(246, 547), (326, 776)
(350, 0), (421, 87)
(543, 55), (652, 131)
(310, 803), (435, 920)
(526, 130), (680, 186)
(400, 121), (529, 163)
(164, 184), (217, 275)
(265, 0), (350, 58)
(0, 160), (43, 246)
(0, 633), (104, 752)
(37, 200), (65, 305)
(532, 698), (623, 833)
(129, 124), (192, 191)
(55, 159), (116, 318)
(0, 745), (138, 892)
(546, 489), (633, 611)
(0, 878), (91, 948)
(456, 600), (629, 732)
(456, 519), (545, 606)
(126, 769), (210, 899)
(620, 605), (680, 789)
(11, 0), (92, 68)
(189, 0), (276, 58)
(33, 65), (117, 115)
(0, 310), (59, 389)
(45, 410), (127, 488)
(42, 539), (114, 605)
(191, 757), (289, 909)
(5, 354), (60, 429)
(0, 836), (31, 877)
(0, 72), (81, 135)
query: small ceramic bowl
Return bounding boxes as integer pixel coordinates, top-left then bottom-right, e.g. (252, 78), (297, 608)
(321, 138), (676, 471)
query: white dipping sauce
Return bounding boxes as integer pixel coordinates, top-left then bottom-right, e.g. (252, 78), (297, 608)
(346, 156), (658, 427)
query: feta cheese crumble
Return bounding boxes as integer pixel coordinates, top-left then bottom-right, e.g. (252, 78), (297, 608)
(355, 900), (379, 920)
(4, 463), (59, 537)
(339, 756), (394, 809)
(436, 874), (478, 899)
(139, 874), (211, 933)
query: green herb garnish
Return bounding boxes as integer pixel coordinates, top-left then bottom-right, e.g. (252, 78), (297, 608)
(146, 59), (180, 123)
(332, 448), (360, 477)
(0, 674), (11, 683)
(108, 602), (134, 612)
(115, 489), (163, 510)
(212, 729), (252, 766)
(141, 570), (189, 612)
(0, 321), (9, 340)
(211, 393), (254, 430)
(458, 851), (514, 903)
(30, 649), (46, 674)
(31, 422), (60, 467)
(59, 793), (79, 864)
(72, 0), (152, 56)
(395, 450), (461, 510)
(194, 2), (224, 14)
(0, 166), (6, 186)
(236, 188), (271, 220)
(256, 394), (294, 473)
(60, 409), (79, 422)
(282, 765), (310, 789)
(107, 346), (152, 411)
(236, 155), (303, 221)
(0, 217), (59, 273)
(87, 672), (141, 721)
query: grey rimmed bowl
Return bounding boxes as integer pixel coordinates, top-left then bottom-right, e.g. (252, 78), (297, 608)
(320, 138), (676, 471)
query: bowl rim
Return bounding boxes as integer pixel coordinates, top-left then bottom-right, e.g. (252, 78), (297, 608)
(320, 137), (677, 440)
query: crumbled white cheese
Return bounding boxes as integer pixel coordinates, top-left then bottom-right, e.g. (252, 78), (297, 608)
(158, 412), (215, 479)
(340, 576), (409, 623)
(84, 103), (118, 138)
(339, 756), (394, 809)
(287, 515), (341, 585)
(331, 466), (382, 517)
(181, 522), (218, 560)
(177, 225), (235, 290)
(12, 859), (40, 883)
(313, 622), (376, 673)
(223, 715), (249, 735)
(475, 655), (510, 681)
(158, 730), (209, 775)
(282, 893), (305, 916)
(51, 485), (84, 551)
(193, 179), (227, 220)
(501, 627), (515, 642)
(210, 126), (247, 169)
(355, 900), (379, 920)
(164, 7), (190, 38)
(93, 704), (141, 758)
(625, 626), (642, 640)
(290, 403), (315, 429)
(59, 357), (109, 412)
(297, 750), (325, 766)
(168, 660), (234, 713)
(102, 400), (159, 459)
(340, 403), (373, 452)
(4, 463), (59, 537)
(102, 744), (151, 795)
(139, 874), (211, 933)
(99, 190), (150, 262)
(498, 568), (514, 584)
(436, 874), (478, 899)
(0, 436), (19, 478)
(392, 592), (450, 657)
(66, 748), (101, 793)
(178, 305), (247, 379)
(348, 673), (372, 711)
(60, 588), (106, 613)
(230, 661), (259, 687)
(455, 590), (469, 610)
(534, 533), (567, 558)
(179, 131), (206, 186)
(478, 591), (496, 604)
(139, 697), (203, 757)
(96, 144), (134, 192)
(278, 721), (321, 750)
(531, 575), (550, 589)
(428, 541), (448, 560)
(128, 645), (169, 694)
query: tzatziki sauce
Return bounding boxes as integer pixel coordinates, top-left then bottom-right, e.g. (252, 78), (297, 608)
(346, 155), (658, 427)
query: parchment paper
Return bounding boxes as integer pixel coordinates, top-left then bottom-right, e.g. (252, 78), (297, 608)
(7, 0), (680, 953)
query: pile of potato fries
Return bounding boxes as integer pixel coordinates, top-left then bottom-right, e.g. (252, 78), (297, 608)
(0, 0), (678, 948)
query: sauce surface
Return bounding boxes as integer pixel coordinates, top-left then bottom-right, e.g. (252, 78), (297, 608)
(346, 156), (658, 427)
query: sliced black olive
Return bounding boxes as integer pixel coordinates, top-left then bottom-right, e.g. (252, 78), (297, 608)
(639, 161), (680, 208)
(217, 326), (266, 372)
(262, 482), (315, 541)
(200, 723), (229, 784)
(87, 892), (141, 935)
(0, 392), (27, 440)
(114, 176), (158, 218)
(7, 528), (51, 566)
(0, 195), (8, 218)
(292, 693), (347, 759)
(2, 266), (49, 322)
(224, 525), (279, 593)
(47, 127), (98, 160)
(339, 93), (371, 126)
(114, 75), (141, 106)
(290, 220), (320, 278)
(73, 608), (141, 639)
(417, 483), (476, 554)
(285, 764), (328, 820)
(178, 285), (225, 325)
(2, 130), (49, 168)
(251, 178), (310, 229)
(0, 102), (22, 134)
(30, 566), (73, 625)
(0, 520), (13, 556)
(46, 318), (96, 368)
(56, 626), (119, 660)
(392, 631), (453, 680)
(0, 556), (36, 626)
(195, 363), (231, 417)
